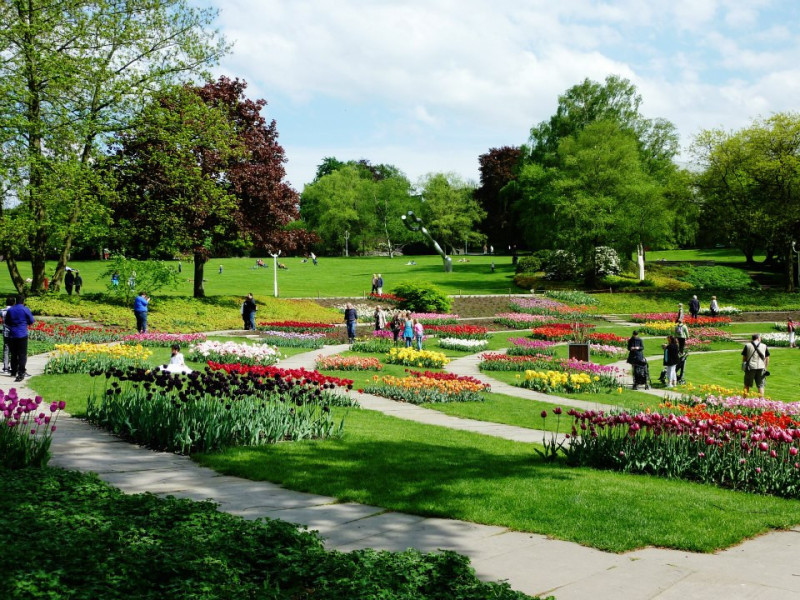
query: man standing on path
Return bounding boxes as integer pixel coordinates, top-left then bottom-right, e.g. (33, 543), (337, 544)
(344, 302), (357, 344)
(1, 296), (14, 373)
(5, 295), (34, 382)
(689, 295), (700, 319)
(742, 333), (770, 396)
(64, 269), (75, 295)
(133, 291), (149, 333)
(242, 293), (257, 331)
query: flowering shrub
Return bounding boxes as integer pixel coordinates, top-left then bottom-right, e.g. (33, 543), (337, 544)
(363, 370), (490, 404)
(565, 407), (800, 498)
(385, 347), (450, 368)
(121, 332), (207, 347)
(352, 337), (394, 353)
(509, 297), (590, 318)
(208, 362), (354, 390)
(316, 354), (382, 371)
(761, 333), (792, 347)
(44, 343), (152, 374)
(87, 366), (350, 455)
(531, 322), (594, 341)
(493, 313), (555, 329)
(426, 324), (489, 340)
(260, 330), (326, 349)
(0, 389), (65, 468)
(29, 321), (125, 344)
(188, 340), (281, 366)
(590, 344), (627, 358)
(410, 312), (459, 325)
(505, 338), (557, 356)
(587, 332), (626, 347)
(257, 320), (335, 333)
(437, 337), (489, 351)
(518, 370), (605, 393)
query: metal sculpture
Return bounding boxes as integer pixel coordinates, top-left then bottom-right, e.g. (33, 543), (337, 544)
(401, 210), (452, 272)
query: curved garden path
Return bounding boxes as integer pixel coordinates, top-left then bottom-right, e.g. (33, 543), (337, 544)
(7, 340), (800, 599)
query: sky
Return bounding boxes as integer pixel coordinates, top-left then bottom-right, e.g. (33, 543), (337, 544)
(208, 0), (800, 191)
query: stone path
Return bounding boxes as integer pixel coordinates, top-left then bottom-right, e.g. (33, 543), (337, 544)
(9, 343), (800, 599)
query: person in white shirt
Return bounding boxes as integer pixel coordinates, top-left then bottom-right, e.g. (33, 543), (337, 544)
(163, 344), (192, 374)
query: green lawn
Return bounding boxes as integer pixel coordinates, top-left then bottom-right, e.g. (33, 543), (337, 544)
(195, 408), (800, 553)
(646, 248), (766, 263)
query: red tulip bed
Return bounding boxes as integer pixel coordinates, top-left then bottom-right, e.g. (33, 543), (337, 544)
(28, 321), (125, 344)
(257, 320), (336, 333)
(531, 322), (595, 341)
(631, 313), (732, 327)
(564, 393), (800, 498)
(425, 324), (490, 340)
(586, 332), (627, 347)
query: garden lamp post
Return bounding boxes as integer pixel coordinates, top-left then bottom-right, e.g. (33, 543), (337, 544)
(270, 250), (281, 297)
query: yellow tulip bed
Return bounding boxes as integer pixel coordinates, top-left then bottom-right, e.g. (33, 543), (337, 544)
(517, 369), (604, 394)
(384, 347), (450, 369)
(44, 342), (153, 374)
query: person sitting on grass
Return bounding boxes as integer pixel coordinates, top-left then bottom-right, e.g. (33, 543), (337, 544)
(163, 344), (192, 374)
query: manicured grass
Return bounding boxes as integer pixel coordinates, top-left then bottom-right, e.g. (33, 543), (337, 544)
(2, 255), (520, 298)
(646, 248), (766, 263)
(682, 348), (800, 401)
(590, 291), (800, 314)
(194, 408), (800, 553)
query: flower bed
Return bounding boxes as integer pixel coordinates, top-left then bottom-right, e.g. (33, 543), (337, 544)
(509, 296), (590, 318)
(87, 366), (349, 455)
(316, 354), (382, 371)
(493, 313), (556, 329)
(29, 321), (125, 344)
(385, 347), (450, 368)
(637, 321), (675, 336)
(691, 327), (733, 342)
(425, 324), (489, 340)
(352, 337), (394, 353)
(531, 322), (594, 341)
(590, 344), (627, 358)
(44, 343), (152, 374)
(410, 313), (460, 325)
(631, 313), (731, 327)
(565, 406), (800, 499)
(368, 292), (404, 304)
(0, 389), (65, 468)
(208, 361), (354, 390)
(587, 332), (626, 347)
(505, 338), (557, 356)
(518, 370), (608, 393)
(362, 370), (489, 404)
(121, 332), (207, 347)
(188, 340), (281, 366)
(260, 330), (326, 349)
(761, 332), (792, 347)
(257, 320), (335, 333)
(480, 353), (621, 383)
(333, 303), (378, 322)
(437, 337), (489, 352)
(699, 306), (740, 316)
(684, 338), (712, 351)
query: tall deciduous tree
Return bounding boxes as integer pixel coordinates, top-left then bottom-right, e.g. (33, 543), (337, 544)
(417, 173), (485, 255)
(0, 0), (225, 294)
(475, 146), (523, 249)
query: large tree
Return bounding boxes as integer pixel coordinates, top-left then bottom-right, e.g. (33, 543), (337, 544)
(475, 146), (523, 249)
(417, 173), (485, 255)
(0, 0), (225, 294)
(114, 78), (308, 297)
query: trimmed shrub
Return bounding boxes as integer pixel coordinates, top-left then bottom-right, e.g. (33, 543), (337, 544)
(392, 281), (452, 313)
(515, 255), (542, 274)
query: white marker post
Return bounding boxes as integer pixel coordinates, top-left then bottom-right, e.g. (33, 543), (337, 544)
(270, 250), (281, 297)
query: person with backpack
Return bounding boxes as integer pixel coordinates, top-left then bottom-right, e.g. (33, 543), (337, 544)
(742, 334), (770, 396)
(674, 319), (689, 353)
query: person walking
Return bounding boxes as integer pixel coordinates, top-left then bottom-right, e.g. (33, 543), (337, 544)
(689, 295), (700, 319)
(390, 311), (403, 346)
(111, 271), (120, 288)
(373, 306), (386, 331)
(1, 297), (14, 373)
(626, 330), (646, 390)
(674, 319), (689, 354)
(5, 295), (34, 382)
(709, 296), (719, 317)
(403, 313), (414, 347)
(74, 271), (83, 295)
(788, 318), (796, 348)
(662, 335), (680, 388)
(64, 269), (75, 295)
(676, 303), (684, 322)
(376, 274), (384, 296)
(413, 319), (424, 350)
(742, 334), (770, 396)
(344, 303), (357, 344)
(241, 293), (257, 331)
(133, 291), (149, 333)
(370, 274), (378, 295)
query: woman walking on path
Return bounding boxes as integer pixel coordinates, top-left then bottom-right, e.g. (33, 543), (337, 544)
(413, 319), (424, 350)
(390, 312), (403, 346)
(403, 313), (414, 347)
(344, 303), (358, 344)
(373, 306), (386, 331)
(662, 335), (680, 388)
(709, 296), (719, 316)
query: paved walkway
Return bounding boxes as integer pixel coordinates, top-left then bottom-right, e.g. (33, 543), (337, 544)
(9, 344), (800, 599)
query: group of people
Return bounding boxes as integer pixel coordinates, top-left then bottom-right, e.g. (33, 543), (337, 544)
(342, 304), (424, 349)
(685, 294), (720, 318)
(370, 274), (384, 295)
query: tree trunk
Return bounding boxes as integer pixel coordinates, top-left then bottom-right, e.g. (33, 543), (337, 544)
(193, 252), (207, 298)
(5, 254), (26, 295)
(785, 248), (795, 292)
(743, 247), (756, 267)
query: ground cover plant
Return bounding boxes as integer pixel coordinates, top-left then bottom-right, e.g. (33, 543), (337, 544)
(0, 468), (535, 600)
(363, 370), (490, 404)
(87, 366), (348, 454)
(195, 407), (800, 553)
(187, 340), (282, 366)
(630, 313), (732, 327)
(0, 390), (65, 468)
(44, 343), (153, 374)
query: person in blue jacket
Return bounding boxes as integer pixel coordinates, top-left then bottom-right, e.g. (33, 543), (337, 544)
(133, 292), (150, 333)
(5, 295), (35, 382)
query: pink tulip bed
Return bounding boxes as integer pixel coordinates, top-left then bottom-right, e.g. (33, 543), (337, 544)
(493, 313), (556, 329)
(505, 338), (558, 356)
(509, 297), (591, 319)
